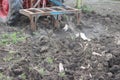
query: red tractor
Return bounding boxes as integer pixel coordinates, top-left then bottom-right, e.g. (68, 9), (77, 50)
(0, 0), (65, 25)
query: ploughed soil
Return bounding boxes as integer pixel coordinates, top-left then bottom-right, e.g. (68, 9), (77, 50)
(0, 11), (120, 80)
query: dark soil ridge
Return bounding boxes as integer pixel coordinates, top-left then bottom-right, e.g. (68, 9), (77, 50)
(0, 12), (120, 80)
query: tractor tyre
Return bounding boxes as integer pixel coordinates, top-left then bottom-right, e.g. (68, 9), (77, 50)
(0, 0), (23, 25)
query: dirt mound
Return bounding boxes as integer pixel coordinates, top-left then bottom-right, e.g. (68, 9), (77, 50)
(0, 12), (120, 80)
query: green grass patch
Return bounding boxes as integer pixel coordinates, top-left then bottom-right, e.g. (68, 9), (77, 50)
(0, 32), (26, 45)
(81, 5), (93, 13)
(0, 73), (13, 80)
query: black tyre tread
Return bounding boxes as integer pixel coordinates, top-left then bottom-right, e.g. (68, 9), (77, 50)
(7, 0), (23, 25)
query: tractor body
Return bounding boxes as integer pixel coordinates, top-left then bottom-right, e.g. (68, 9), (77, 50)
(0, 0), (80, 31)
(0, 0), (63, 18)
(0, 0), (64, 24)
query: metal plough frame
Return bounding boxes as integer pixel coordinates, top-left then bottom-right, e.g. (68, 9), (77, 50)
(20, 0), (81, 32)
(20, 6), (80, 31)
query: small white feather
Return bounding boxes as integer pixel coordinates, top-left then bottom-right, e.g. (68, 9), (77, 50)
(80, 32), (91, 41)
(75, 33), (80, 38)
(63, 24), (69, 31)
(92, 52), (102, 56)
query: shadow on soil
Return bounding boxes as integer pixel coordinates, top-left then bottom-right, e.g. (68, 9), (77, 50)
(0, 12), (120, 80)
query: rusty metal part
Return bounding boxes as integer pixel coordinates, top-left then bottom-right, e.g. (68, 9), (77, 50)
(33, 0), (41, 8)
(76, 11), (81, 25)
(23, 0), (48, 11)
(19, 6), (80, 31)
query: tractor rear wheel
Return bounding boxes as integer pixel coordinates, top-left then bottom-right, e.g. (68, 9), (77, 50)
(0, 0), (23, 25)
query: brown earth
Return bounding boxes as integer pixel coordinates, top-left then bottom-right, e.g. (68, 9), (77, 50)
(0, 8), (120, 80)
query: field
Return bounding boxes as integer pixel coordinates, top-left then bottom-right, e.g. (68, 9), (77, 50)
(0, 1), (120, 80)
